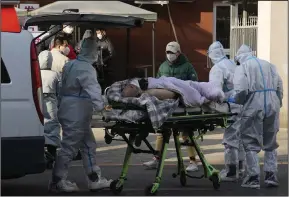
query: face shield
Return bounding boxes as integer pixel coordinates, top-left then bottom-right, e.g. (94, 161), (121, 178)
(234, 56), (240, 65)
(206, 50), (213, 68)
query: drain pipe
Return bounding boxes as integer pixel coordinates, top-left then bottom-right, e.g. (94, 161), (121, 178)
(167, 3), (179, 44)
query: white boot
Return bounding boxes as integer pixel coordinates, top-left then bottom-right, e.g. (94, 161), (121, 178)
(88, 177), (113, 191)
(48, 179), (79, 193)
(186, 160), (199, 172)
(143, 157), (159, 170)
(241, 175), (260, 189)
(219, 165), (238, 182)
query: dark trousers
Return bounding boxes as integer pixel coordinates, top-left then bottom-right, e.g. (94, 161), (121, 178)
(94, 64), (114, 94)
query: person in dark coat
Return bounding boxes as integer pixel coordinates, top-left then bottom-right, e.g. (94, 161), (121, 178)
(94, 29), (115, 91)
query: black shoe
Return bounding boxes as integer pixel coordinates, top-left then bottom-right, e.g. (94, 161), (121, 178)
(239, 161), (245, 179)
(45, 150), (55, 170)
(46, 145), (57, 159)
(73, 150), (82, 161)
(227, 164), (237, 177)
(264, 171), (279, 187)
(220, 165), (238, 182)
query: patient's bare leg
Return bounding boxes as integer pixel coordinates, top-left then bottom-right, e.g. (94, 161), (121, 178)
(145, 89), (177, 100)
(143, 135), (164, 169)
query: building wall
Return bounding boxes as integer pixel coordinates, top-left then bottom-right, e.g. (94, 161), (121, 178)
(257, 1), (288, 128)
(20, 0), (55, 7)
(107, 1), (214, 82)
(20, 0), (215, 82)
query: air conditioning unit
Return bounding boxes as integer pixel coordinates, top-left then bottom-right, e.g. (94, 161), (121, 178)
(134, 1), (169, 5)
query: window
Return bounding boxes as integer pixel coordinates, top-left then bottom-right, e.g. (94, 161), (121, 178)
(1, 58), (11, 84)
(215, 6), (231, 49)
(238, 3), (258, 18)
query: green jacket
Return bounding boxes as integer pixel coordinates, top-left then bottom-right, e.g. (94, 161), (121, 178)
(157, 54), (198, 81)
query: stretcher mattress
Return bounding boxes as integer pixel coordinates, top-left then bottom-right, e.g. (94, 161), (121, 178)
(172, 102), (230, 115)
(102, 101), (233, 122)
(102, 104), (236, 133)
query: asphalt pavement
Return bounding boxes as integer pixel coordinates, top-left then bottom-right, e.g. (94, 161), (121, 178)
(1, 127), (288, 196)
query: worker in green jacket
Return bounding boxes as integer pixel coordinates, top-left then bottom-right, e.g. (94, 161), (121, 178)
(143, 41), (199, 173)
(157, 41), (198, 81)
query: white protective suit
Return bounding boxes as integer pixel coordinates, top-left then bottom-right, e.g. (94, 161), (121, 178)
(38, 51), (61, 147)
(208, 41), (245, 180)
(233, 45), (283, 183)
(52, 38), (109, 190)
(75, 29), (93, 53)
(50, 48), (69, 74)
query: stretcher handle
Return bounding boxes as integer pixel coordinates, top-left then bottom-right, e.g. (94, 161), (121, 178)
(108, 101), (146, 111)
(165, 112), (238, 122)
(223, 101), (232, 112)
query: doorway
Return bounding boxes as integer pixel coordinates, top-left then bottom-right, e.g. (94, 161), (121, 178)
(213, 2), (258, 58)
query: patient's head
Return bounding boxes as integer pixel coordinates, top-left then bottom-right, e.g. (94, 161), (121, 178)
(122, 79), (142, 97)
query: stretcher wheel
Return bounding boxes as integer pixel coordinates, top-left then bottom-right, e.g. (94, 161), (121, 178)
(135, 135), (142, 147)
(172, 173), (177, 178)
(210, 174), (220, 190)
(145, 184), (158, 196)
(180, 171), (187, 186)
(209, 124), (215, 131)
(110, 180), (123, 195)
(105, 135), (113, 144)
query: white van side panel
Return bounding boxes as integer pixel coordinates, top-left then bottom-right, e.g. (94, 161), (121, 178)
(1, 30), (43, 138)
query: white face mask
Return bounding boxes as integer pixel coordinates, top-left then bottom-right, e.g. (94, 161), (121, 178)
(97, 34), (103, 40)
(166, 54), (177, 63)
(63, 47), (70, 56)
(63, 26), (74, 34)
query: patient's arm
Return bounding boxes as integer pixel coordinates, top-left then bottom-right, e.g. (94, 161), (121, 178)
(145, 89), (177, 100)
(122, 84), (177, 100)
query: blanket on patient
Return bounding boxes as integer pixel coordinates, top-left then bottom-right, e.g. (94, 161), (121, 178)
(148, 76), (225, 107)
(105, 79), (179, 129)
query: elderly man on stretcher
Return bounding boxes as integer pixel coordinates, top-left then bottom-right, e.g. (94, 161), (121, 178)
(121, 76), (226, 108)
(104, 75), (235, 195)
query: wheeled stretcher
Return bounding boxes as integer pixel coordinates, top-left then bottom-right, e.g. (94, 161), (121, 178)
(103, 100), (237, 195)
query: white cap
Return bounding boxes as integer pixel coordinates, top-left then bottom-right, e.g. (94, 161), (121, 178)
(166, 41), (181, 53)
(130, 79), (140, 88)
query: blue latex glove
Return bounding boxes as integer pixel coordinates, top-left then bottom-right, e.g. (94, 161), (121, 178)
(227, 97), (235, 103)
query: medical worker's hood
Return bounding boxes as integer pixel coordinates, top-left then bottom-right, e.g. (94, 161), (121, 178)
(38, 50), (53, 70)
(208, 41), (226, 64)
(235, 44), (253, 64)
(82, 30), (93, 39)
(78, 38), (98, 64)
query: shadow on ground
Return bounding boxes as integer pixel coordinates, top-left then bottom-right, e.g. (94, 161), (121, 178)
(1, 165), (288, 196)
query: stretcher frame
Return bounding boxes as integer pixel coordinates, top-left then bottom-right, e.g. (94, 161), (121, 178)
(103, 99), (237, 195)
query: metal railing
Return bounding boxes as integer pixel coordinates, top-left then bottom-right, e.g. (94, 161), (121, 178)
(230, 16), (258, 58)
